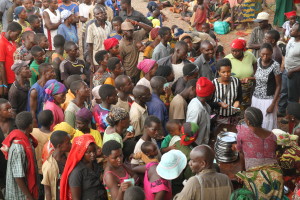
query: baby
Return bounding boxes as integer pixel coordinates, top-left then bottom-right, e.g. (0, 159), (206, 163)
(161, 120), (182, 153)
(133, 141), (159, 164)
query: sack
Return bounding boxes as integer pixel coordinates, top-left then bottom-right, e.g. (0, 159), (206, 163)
(214, 21), (230, 35)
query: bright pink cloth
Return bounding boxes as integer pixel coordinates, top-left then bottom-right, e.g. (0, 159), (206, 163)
(137, 59), (156, 74)
(144, 162), (172, 200)
(44, 101), (64, 131)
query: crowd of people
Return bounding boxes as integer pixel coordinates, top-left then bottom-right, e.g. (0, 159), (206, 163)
(0, 0), (300, 199)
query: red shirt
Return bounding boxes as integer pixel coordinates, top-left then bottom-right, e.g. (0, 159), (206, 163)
(0, 32), (17, 84)
(295, 0), (300, 3)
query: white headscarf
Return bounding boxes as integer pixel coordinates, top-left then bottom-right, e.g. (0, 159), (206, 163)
(60, 10), (72, 23)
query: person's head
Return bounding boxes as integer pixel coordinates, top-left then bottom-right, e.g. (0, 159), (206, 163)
(6, 22), (22, 42)
(147, 1), (158, 13)
(34, 33), (49, 49)
(254, 12), (269, 29)
(171, 25), (178, 33)
(285, 11), (297, 26)
(64, 41), (79, 58)
(123, 139), (136, 162)
(107, 57), (124, 76)
(104, 38), (119, 56)
(53, 34), (66, 49)
(137, 59), (158, 77)
(94, 5), (107, 22)
(121, 0), (131, 10)
(201, 23), (210, 34)
(99, 84), (118, 105)
(216, 58), (232, 82)
(42, 0), (49, 8)
(260, 43), (273, 63)
(11, 60), (32, 78)
(84, 0), (91, 4)
(0, 98), (13, 119)
(112, 16), (123, 34)
(181, 122), (199, 146)
(35, 0), (42, 8)
(44, 81), (67, 104)
(158, 26), (172, 42)
(124, 186), (145, 200)
(197, 0), (204, 5)
(244, 107), (263, 127)
(38, 110), (53, 128)
(69, 135), (96, 163)
(38, 63), (56, 81)
(152, 9), (160, 18)
(121, 21), (134, 40)
(264, 30), (280, 46)
(75, 108), (93, 132)
(155, 65), (175, 82)
(180, 33), (193, 52)
(196, 77), (215, 100)
(28, 15), (41, 30)
(61, 10), (74, 24)
(290, 23), (300, 38)
(92, 85), (102, 104)
(166, 120), (181, 136)
(189, 145), (215, 173)
(106, 107), (129, 130)
(50, 130), (71, 152)
(95, 50), (109, 66)
(183, 79), (197, 100)
(287, 102), (300, 125)
(15, 111), (33, 133)
(23, 0), (33, 10)
(14, 0), (23, 6)
(31, 45), (46, 64)
(65, 74), (82, 89)
(141, 141), (158, 158)
(132, 85), (152, 103)
(115, 75), (134, 94)
(174, 41), (188, 60)
(200, 40), (214, 60)
(70, 80), (90, 99)
(21, 31), (36, 49)
(144, 115), (161, 138)
(102, 140), (123, 167)
(48, 0), (58, 10)
(183, 63), (199, 80)
(150, 76), (167, 95)
(230, 38), (246, 59)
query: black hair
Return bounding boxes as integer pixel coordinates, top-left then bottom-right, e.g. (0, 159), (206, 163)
(141, 141), (156, 154)
(121, 0), (131, 5)
(106, 110), (129, 126)
(202, 22), (210, 28)
(158, 26), (171, 38)
(31, 45), (44, 57)
(94, 4), (106, 13)
(122, 139), (136, 161)
(50, 130), (69, 148)
(183, 63), (198, 76)
(95, 50), (108, 65)
(0, 98), (9, 107)
(115, 75), (130, 89)
(155, 65), (173, 78)
(38, 63), (52, 75)
(99, 84), (116, 100)
(15, 111), (33, 130)
(144, 115), (161, 127)
(266, 30), (280, 42)
(124, 186), (145, 200)
(65, 75), (82, 89)
(21, 30), (35, 41)
(175, 40), (188, 50)
(102, 140), (122, 156)
(38, 110), (53, 127)
(70, 80), (84, 95)
(287, 102), (300, 120)
(216, 58), (232, 71)
(107, 57), (121, 72)
(54, 34), (65, 48)
(245, 107), (263, 127)
(28, 14), (39, 24)
(260, 43), (273, 52)
(34, 33), (47, 44)
(64, 41), (77, 51)
(185, 79), (197, 88)
(7, 22), (22, 32)
(112, 16), (124, 23)
(150, 76), (166, 89)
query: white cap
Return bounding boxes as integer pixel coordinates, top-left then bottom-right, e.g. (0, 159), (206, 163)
(254, 12), (270, 22)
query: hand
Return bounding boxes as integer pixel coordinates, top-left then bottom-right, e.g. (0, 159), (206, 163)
(219, 102), (229, 109)
(240, 78), (249, 83)
(164, 86), (172, 98)
(0, 85), (8, 97)
(126, 18), (137, 26)
(125, 131), (134, 139)
(90, 64), (95, 73)
(168, 144), (176, 150)
(287, 70), (294, 79)
(266, 103), (275, 114)
(233, 101), (240, 109)
(231, 144), (237, 151)
(119, 181), (132, 192)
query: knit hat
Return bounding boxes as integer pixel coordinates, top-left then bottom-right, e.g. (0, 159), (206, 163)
(76, 108), (93, 123)
(196, 77), (215, 97)
(121, 21), (134, 31)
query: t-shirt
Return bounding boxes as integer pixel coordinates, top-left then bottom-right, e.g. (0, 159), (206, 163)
(92, 104), (110, 133)
(282, 21), (298, 38)
(8, 81), (30, 114)
(58, 3), (79, 14)
(59, 59), (85, 81)
(169, 94), (187, 120)
(79, 3), (92, 18)
(57, 24), (78, 44)
(172, 62), (185, 82)
(161, 134), (172, 149)
(30, 57), (49, 86)
(0, 0), (12, 32)
(285, 37), (300, 71)
(103, 130), (123, 147)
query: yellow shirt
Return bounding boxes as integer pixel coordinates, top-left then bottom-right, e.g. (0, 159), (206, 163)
(72, 128), (103, 147)
(61, 89), (75, 111)
(104, 77), (115, 86)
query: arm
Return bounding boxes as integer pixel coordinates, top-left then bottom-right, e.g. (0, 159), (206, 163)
(248, 30), (261, 50)
(29, 89), (38, 128)
(0, 62), (7, 97)
(88, 43), (94, 71)
(104, 173), (131, 200)
(15, 178), (35, 200)
(70, 187), (81, 200)
(155, 191), (166, 200)
(44, 185), (52, 200)
(267, 74), (281, 113)
(43, 11), (61, 30)
(287, 66), (300, 78)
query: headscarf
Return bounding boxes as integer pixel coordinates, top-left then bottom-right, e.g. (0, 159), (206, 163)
(61, 10), (72, 23)
(174, 28), (184, 37)
(231, 38), (247, 51)
(137, 59), (156, 74)
(230, 188), (256, 200)
(196, 77), (215, 97)
(147, 1), (158, 12)
(76, 108), (93, 123)
(180, 122), (199, 146)
(106, 107), (129, 126)
(104, 38), (119, 51)
(14, 6), (25, 20)
(150, 27), (160, 40)
(60, 134), (95, 200)
(44, 81), (67, 102)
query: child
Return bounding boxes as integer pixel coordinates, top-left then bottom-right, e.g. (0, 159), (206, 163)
(201, 22), (217, 41)
(192, 0), (208, 31)
(93, 50), (110, 87)
(13, 31), (35, 61)
(41, 130), (71, 200)
(109, 16), (123, 40)
(34, 33), (51, 58)
(34, 0), (42, 8)
(30, 45), (48, 86)
(27, 15), (43, 33)
(51, 34), (65, 81)
(133, 141), (159, 164)
(59, 41), (87, 83)
(41, 0), (49, 10)
(104, 57), (124, 86)
(113, 75), (134, 112)
(161, 120), (182, 153)
(282, 11), (298, 42)
(147, 9), (161, 27)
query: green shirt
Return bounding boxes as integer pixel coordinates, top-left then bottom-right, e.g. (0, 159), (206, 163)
(30, 57), (49, 86)
(161, 134), (172, 149)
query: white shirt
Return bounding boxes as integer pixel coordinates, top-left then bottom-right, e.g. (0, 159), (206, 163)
(172, 62), (184, 83)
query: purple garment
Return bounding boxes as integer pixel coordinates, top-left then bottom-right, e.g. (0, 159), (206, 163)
(92, 104), (110, 133)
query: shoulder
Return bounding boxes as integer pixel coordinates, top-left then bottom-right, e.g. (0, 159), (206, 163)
(69, 161), (86, 178)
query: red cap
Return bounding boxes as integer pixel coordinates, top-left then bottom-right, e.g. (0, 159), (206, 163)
(285, 11), (297, 18)
(196, 77), (215, 97)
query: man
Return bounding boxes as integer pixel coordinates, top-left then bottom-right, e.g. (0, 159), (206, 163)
(248, 12), (273, 58)
(13, 31), (36, 61)
(146, 76), (169, 134)
(8, 61), (32, 115)
(152, 27), (172, 61)
(0, 0), (13, 32)
(113, 75), (134, 112)
(119, 20), (152, 84)
(1, 111), (39, 200)
(174, 145), (232, 200)
(0, 22), (22, 98)
(193, 40), (216, 81)
(285, 23), (300, 103)
(130, 85), (151, 137)
(186, 77), (215, 145)
(170, 79), (197, 122)
(119, 0), (152, 27)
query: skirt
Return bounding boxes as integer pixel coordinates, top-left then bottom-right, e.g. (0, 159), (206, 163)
(251, 96), (278, 131)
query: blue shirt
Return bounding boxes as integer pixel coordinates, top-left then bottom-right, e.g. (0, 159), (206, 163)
(58, 3), (79, 14)
(146, 93), (168, 134)
(57, 24), (78, 44)
(105, 0), (121, 16)
(27, 82), (45, 127)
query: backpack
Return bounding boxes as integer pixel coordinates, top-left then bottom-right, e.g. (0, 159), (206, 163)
(214, 21), (230, 35)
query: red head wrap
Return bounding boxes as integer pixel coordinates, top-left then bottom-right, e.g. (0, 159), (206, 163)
(231, 38), (247, 51)
(285, 11), (297, 19)
(150, 27), (160, 40)
(104, 38), (119, 51)
(196, 77), (215, 97)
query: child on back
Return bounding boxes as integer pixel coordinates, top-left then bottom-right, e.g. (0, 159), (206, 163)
(161, 120), (182, 153)
(133, 141), (159, 164)
(30, 45), (48, 86)
(42, 130), (71, 200)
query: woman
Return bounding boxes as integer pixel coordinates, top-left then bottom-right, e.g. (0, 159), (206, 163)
(13, 6), (30, 43)
(225, 38), (257, 111)
(213, 58), (242, 125)
(57, 10), (78, 44)
(241, 0), (256, 23)
(43, 80), (67, 130)
(60, 134), (107, 200)
(103, 140), (138, 200)
(103, 107), (133, 148)
(236, 107), (284, 200)
(136, 59), (158, 92)
(144, 27), (161, 59)
(250, 43), (281, 130)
